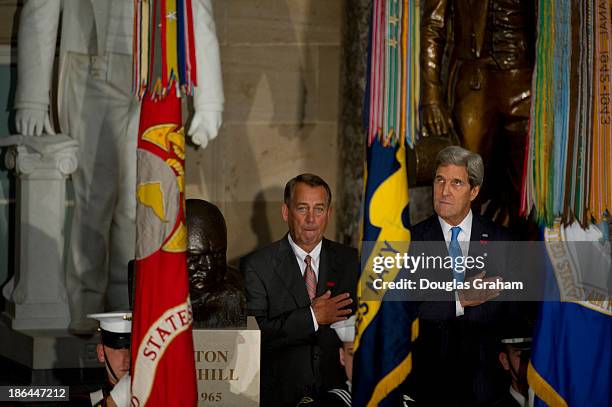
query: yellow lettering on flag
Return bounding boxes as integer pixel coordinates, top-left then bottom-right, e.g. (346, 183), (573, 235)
(355, 142), (410, 351)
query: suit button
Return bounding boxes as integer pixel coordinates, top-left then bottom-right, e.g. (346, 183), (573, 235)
(313, 353), (320, 360)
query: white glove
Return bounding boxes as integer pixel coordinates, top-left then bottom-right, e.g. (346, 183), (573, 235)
(187, 110), (222, 149)
(110, 373), (131, 407)
(15, 108), (56, 137)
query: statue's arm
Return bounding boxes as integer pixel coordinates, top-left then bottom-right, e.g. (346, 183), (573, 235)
(188, 0), (224, 148)
(420, 0), (453, 136)
(14, 0), (61, 136)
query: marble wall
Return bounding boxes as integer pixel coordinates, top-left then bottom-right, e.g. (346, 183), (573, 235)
(187, 0), (346, 264)
(0, 0), (348, 284)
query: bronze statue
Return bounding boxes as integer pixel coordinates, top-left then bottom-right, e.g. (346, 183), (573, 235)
(421, 0), (535, 227)
(186, 199), (246, 328)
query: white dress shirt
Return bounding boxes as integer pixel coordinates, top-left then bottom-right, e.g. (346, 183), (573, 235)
(287, 234), (322, 331)
(438, 210), (472, 316)
(510, 386), (533, 407)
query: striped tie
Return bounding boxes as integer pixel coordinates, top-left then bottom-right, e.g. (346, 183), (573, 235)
(304, 255), (317, 301)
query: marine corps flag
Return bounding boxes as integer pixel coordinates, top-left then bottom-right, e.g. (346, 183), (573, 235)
(131, 0), (198, 405)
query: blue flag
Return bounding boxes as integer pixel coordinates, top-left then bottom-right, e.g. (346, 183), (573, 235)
(353, 136), (419, 407)
(529, 302), (612, 406)
(528, 222), (612, 406)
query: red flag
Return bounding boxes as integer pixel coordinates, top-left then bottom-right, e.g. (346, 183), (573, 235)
(130, 88), (197, 406)
(131, 1), (198, 402)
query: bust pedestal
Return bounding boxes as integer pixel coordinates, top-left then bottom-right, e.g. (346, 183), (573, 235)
(192, 316), (261, 406)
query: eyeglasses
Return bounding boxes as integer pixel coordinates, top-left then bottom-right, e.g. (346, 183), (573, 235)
(434, 176), (468, 189)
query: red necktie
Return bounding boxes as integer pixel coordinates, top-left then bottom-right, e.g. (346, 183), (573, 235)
(304, 255), (317, 301)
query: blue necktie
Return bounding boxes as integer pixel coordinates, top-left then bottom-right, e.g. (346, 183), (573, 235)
(449, 226), (464, 283)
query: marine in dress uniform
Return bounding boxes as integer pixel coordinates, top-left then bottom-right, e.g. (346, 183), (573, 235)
(88, 311), (133, 407)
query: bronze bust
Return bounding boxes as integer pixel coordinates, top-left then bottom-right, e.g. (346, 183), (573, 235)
(186, 199), (246, 328)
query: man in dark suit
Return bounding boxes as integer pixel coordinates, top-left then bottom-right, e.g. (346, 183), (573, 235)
(241, 174), (358, 407)
(410, 146), (515, 406)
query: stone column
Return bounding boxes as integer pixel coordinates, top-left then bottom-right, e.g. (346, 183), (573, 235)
(0, 134), (78, 330)
(335, 0), (371, 247)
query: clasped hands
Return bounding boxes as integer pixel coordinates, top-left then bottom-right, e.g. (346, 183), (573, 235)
(311, 291), (353, 325)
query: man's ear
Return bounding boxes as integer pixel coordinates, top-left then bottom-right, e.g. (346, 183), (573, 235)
(281, 203), (289, 222)
(97, 343), (105, 364)
(339, 348), (346, 367)
(326, 204), (333, 221)
(470, 185), (481, 201)
(498, 351), (510, 370)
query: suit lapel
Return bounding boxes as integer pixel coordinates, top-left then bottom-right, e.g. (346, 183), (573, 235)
(419, 216), (450, 281)
(425, 215), (446, 242)
(423, 215), (447, 257)
(317, 239), (338, 297)
(274, 237), (311, 308)
(468, 214), (488, 277)
(470, 213), (493, 248)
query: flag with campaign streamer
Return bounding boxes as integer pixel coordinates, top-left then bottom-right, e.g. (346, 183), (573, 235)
(133, 0), (198, 99)
(130, 0), (198, 405)
(353, 124), (419, 407)
(522, 0), (612, 227)
(354, 2), (421, 404)
(527, 220), (612, 406)
(365, 0), (421, 149)
(355, 11), (421, 396)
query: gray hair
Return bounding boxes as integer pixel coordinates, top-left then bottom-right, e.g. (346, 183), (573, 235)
(435, 146), (484, 187)
(284, 173), (332, 206)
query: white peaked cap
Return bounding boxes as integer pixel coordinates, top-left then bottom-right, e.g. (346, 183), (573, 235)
(331, 315), (356, 343)
(87, 311), (132, 333)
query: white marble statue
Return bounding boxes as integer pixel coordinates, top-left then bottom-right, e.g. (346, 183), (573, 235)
(13, 0), (224, 333)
